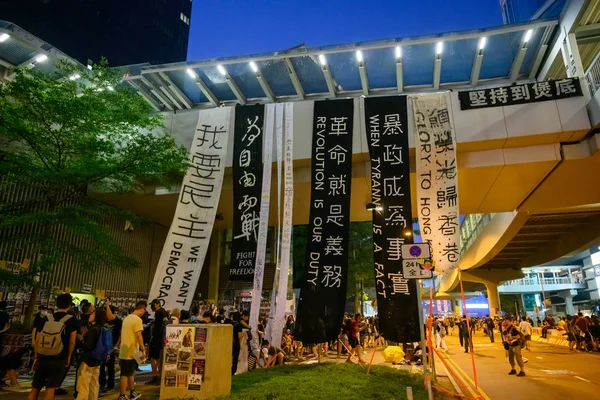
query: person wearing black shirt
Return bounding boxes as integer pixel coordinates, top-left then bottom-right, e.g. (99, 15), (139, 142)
(0, 302), (10, 345)
(100, 306), (121, 392)
(460, 315), (471, 353)
(31, 306), (48, 344)
(76, 309), (107, 400)
(230, 312), (244, 375)
(261, 340), (284, 367)
(147, 299), (167, 385)
(502, 320), (525, 377)
(485, 314), (495, 343)
(29, 293), (79, 400)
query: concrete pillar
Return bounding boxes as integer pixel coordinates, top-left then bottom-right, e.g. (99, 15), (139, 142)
(565, 296), (575, 315)
(206, 229), (222, 303)
(559, 289), (577, 315)
(485, 283), (500, 317)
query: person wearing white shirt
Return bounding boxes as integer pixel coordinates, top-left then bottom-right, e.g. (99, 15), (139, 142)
(519, 318), (532, 351)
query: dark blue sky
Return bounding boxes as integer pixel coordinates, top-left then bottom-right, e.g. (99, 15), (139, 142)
(187, 0), (504, 61)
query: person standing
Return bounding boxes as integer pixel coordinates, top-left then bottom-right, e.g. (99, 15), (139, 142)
(230, 312), (244, 375)
(118, 301), (147, 400)
(519, 317), (532, 351)
(28, 293), (78, 400)
(100, 305), (121, 392)
(147, 299), (167, 385)
(434, 318), (448, 351)
(460, 315), (471, 353)
(485, 315), (495, 343)
(76, 309), (107, 400)
(502, 320), (525, 376)
(346, 314), (365, 364)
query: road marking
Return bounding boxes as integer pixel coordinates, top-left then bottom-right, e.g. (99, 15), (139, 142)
(574, 376), (591, 383)
(541, 370), (574, 375)
(442, 354), (492, 400)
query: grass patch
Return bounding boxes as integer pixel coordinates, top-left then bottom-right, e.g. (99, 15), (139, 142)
(227, 363), (429, 400)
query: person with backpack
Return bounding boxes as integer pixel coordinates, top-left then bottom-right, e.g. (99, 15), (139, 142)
(434, 318), (448, 351)
(28, 293), (79, 400)
(76, 309), (110, 400)
(100, 305), (122, 392)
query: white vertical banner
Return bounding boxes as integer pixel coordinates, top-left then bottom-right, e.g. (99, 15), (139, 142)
(249, 104), (274, 352)
(412, 93), (460, 275)
(266, 103), (284, 344)
(148, 107), (231, 310)
(271, 102), (294, 349)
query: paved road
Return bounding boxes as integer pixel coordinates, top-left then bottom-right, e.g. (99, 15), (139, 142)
(440, 330), (600, 400)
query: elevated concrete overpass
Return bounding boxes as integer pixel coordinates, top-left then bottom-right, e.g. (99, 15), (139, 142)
(98, 92), (595, 229)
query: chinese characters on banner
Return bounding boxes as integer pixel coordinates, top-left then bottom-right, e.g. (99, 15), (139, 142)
(295, 99), (353, 344)
(458, 78), (583, 110)
(268, 103), (294, 349)
(148, 108), (231, 310)
(230, 105), (265, 281)
(365, 96), (420, 343)
(248, 104), (275, 353)
(412, 93), (460, 276)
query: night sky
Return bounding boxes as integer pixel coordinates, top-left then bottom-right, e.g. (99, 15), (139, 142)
(187, 0), (504, 61)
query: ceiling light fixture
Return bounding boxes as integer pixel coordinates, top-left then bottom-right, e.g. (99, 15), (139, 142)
(395, 46), (402, 59)
(318, 54), (327, 66)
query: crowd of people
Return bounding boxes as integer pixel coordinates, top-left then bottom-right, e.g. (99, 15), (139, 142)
(2, 293), (598, 399)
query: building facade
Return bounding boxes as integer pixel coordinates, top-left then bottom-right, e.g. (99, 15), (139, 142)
(0, 0), (192, 66)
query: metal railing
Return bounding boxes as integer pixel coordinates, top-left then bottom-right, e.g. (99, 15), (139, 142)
(585, 50), (600, 96)
(501, 277), (574, 287)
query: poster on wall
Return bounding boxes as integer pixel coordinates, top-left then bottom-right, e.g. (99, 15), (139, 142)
(164, 365), (176, 387)
(165, 326), (183, 342)
(148, 107), (231, 310)
(194, 327), (207, 356)
(365, 95), (420, 343)
(295, 99), (354, 344)
(176, 373), (188, 388)
(230, 105), (265, 281)
(189, 358), (205, 390)
(165, 343), (179, 364)
(412, 93), (460, 276)
(181, 327), (194, 348)
(177, 348), (191, 371)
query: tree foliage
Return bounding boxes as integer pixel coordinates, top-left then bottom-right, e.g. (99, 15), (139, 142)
(0, 60), (189, 284)
(346, 221), (374, 300)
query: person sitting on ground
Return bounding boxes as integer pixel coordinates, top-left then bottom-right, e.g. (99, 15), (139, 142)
(261, 340), (284, 367)
(197, 311), (213, 324)
(170, 308), (180, 325)
(189, 305), (201, 323)
(0, 346), (29, 388)
(180, 310), (190, 324)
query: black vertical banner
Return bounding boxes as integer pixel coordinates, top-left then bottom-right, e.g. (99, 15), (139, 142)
(295, 99), (354, 344)
(365, 96), (420, 343)
(230, 105), (264, 281)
